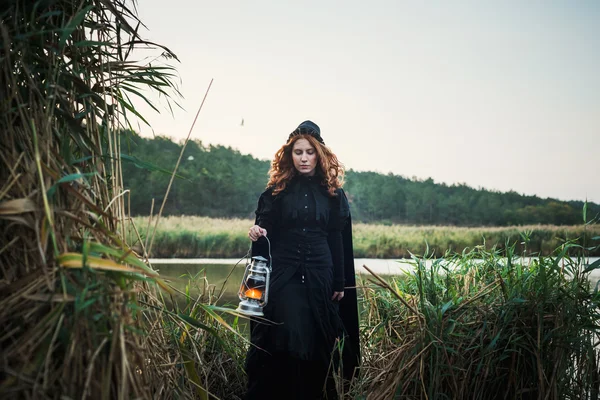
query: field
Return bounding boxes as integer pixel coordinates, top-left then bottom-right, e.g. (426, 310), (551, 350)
(131, 215), (600, 258)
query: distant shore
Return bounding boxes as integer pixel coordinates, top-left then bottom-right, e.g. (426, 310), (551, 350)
(130, 216), (600, 258)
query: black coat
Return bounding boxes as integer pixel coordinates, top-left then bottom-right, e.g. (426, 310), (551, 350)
(246, 175), (359, 399)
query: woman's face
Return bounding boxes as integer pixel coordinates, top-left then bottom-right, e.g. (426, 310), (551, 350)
(292, 138), (318, 176)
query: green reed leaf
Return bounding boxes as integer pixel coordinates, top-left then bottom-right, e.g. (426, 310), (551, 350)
(47, 172), (98, 199)
(59, 5), (93, 49)
(583, 258), (600, 273)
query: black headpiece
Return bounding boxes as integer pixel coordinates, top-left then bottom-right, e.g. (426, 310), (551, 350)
(288, 120), (324, 145)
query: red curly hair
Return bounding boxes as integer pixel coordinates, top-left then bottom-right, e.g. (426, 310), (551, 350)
(267, 134), (344, 197)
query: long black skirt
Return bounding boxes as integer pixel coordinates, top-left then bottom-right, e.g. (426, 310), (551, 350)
(245, 275), (343, 400)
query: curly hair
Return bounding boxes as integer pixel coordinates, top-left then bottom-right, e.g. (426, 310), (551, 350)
(267, 134), (344, 197)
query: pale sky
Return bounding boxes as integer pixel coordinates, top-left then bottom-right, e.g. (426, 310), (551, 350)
(131, 0), (599, 203)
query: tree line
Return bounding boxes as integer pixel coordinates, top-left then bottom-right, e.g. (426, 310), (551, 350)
(121, 132), (598, 226)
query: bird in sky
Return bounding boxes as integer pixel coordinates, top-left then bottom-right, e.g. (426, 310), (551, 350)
(240, 118), (244, 127)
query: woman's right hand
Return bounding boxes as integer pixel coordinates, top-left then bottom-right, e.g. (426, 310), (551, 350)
(248, 225), (267, 242)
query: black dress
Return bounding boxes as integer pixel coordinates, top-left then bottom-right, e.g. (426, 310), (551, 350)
(245, 175), (359, 400)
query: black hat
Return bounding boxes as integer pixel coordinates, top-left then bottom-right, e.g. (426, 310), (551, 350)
(288, 120), (324, 145)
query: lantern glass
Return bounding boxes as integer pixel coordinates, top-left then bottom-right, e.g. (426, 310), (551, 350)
(242, 272), (266, 301)
(236, 256), (271, 317)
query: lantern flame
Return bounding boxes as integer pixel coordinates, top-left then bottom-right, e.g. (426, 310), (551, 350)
(245, 288), (263, 300)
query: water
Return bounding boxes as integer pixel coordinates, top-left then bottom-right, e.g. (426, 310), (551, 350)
(151, 257), (600, 306)
(153, 260), (247, 306)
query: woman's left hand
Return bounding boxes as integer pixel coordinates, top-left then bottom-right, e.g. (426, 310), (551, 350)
(332, 291), (344, 301)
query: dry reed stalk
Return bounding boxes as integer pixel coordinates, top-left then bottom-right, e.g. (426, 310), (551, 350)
(0, 1), (219, 398)
(146, 79), (214, 258)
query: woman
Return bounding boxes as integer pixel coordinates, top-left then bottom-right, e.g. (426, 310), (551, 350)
(245, 121), (360, 400)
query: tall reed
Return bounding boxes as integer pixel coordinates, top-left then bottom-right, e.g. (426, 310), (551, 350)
(355, 241), (600, 399)
(0, 1), (229, 398)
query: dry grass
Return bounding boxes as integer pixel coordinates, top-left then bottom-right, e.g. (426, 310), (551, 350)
(131, 215), (600, 258)
(351, 222), (600, 258)
(0, 1), (238, 398)
(139, 215), (252, 234)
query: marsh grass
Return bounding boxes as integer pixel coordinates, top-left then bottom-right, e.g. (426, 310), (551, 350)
(130, 213), (600, 399)
(130, 216), (251, 258)
(178, 240), (600, 399)
(352, 241), (600, 399)
(146, 272), (249, 400)
(0, 1), (238, 398)
(131, 216), (600, 258)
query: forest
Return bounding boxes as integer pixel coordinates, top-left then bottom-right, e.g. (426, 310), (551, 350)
(122, 132), (598, 226)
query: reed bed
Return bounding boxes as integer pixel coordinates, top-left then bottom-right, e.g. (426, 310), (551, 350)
(0, 1), (238, 398)
(132, 215), (600, 258)
(151, 240), (600, 400)
(352, 223), (599, 258)
(354, 243), (600, 399)
(147, 273), (248, 400)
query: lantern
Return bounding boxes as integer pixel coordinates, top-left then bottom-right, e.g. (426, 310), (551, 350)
(236, 255), (271, 317)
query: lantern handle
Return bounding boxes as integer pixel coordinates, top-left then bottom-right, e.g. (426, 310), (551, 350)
(264, 235), (272, 271)
(246, 234), (272, 271)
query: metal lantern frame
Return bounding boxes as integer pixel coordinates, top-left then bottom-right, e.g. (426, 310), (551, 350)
(236, 255), (271, 317)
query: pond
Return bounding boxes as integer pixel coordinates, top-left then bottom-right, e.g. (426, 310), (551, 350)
(151, 257), (600, 307)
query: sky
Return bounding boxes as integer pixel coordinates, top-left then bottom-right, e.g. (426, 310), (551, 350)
(131, 0), (599, 203)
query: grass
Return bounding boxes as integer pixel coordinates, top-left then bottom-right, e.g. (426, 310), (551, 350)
(158, 239), (600, 399)
(351, 242), (600, 399)
(142, 274), (249, 400)
(130, 215), (600, 258)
